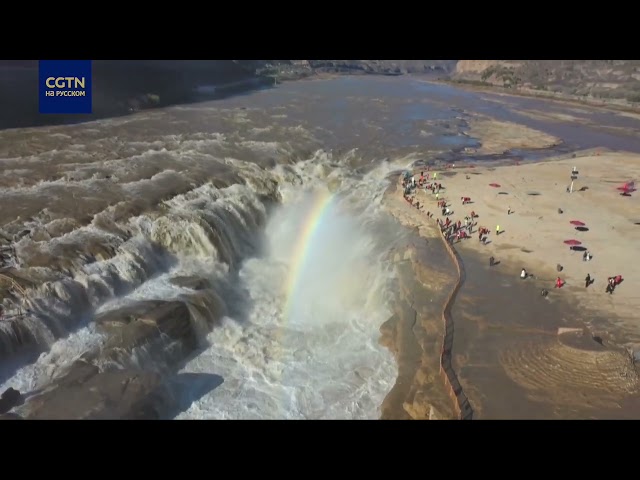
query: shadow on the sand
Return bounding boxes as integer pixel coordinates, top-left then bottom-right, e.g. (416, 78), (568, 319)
(575, 226), (589, 232)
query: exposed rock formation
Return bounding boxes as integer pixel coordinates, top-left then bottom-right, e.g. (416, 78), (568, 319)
(378, 181), (460, 420)
(451, 60), (640, 106)
(0, 387), (22, 414)
(16, 290), (226, 418)
(24, 361), (174, 420)
(170, 276), (212, 291)
(0, 412), (23, 420)
(93, 294), (224, 366)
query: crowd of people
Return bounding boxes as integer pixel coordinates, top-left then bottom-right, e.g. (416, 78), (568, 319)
(400, 167), (624, 297)
(401, 170), (489, 249)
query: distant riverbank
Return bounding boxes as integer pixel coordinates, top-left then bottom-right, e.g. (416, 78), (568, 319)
(0, 60), (453, 131)
(435, 78), (640, 115)
(0, 61), (273, 131)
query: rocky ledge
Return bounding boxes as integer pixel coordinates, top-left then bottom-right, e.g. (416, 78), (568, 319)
(7, 281), (227, 419)
(378, 179), (461, 420)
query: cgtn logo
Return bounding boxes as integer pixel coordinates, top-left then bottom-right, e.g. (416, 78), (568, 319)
(39, 60), (93, 114)
(45, 76), (87, 97)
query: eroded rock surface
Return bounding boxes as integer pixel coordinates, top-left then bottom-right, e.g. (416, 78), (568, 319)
(17, 292), (226, 419)
(0, 387), (21, 414)
(24, 361), (174, 420)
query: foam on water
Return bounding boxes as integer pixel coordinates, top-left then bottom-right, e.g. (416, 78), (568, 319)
(0, 324), (105, 394)
(1, 153), (398, 419)
(136, 153), (406, 419)
(0, 179), (268, 390)
(1, 137), (410, 419)
(174, 155), (409, 419)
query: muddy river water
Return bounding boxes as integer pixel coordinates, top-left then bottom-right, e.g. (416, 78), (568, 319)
(1, 76), (639, 419)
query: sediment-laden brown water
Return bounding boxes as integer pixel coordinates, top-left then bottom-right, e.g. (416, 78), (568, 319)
(2, 76), (640, 419)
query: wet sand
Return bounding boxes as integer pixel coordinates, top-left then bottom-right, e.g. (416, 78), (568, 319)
(400, 152), (640, 418)
(442, 152), (640, 338)
(465, 115), (562, 155)
(379, 181), (459, 419)
(452, 252), (640, 419)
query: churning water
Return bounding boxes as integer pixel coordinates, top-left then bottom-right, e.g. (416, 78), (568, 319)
(4, 75), (640, 419)
(0, 143), (409, 419)
(174, 156), (409, 419)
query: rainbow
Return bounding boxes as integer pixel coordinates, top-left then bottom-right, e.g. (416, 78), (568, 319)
(283, 189), (335, 321)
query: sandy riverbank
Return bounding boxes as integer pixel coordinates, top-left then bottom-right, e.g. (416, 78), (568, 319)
(378, 181), (459, 419)
(432, 79), (640, 116)
(442, 152), (640, 337)
(465, 115), (562, 155)
(378, 118), (571, 419)
(405, 152), (640, 418)
(381, 127), (640, 417)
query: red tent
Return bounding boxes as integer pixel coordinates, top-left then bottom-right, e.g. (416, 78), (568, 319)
(564, 239), (582, 246)
(570, 220), (585, 226)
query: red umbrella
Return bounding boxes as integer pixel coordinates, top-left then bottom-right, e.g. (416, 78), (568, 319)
(564, 239), (582, 246)
(570, 220), (585, 226)
(617, 181), (636, 192)
(489, 183), (501, 188)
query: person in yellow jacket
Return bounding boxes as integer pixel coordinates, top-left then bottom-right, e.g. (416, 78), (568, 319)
(496, 224), (500, 235)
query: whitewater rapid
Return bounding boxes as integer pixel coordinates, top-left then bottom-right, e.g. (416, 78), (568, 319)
(0, 149), (410, 419)
(5, 75), (640, 419)
(175, 158), (407, 419)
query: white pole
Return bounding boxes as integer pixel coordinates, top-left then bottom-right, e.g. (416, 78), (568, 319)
(570, 181), (574, 193)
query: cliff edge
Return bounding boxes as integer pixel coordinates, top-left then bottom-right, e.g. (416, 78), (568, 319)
(451, 60), (640, 108)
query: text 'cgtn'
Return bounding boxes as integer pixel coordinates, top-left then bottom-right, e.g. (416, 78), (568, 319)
(45, 77), (86, 89)
(45, 76), (87, 97)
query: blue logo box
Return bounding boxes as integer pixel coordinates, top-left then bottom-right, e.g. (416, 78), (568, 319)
(39, 60), (93, 114)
